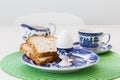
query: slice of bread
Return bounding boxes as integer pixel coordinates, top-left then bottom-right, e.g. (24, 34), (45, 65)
(26, 36), (57, 57)
(20, 43), (35, 60)
(34, 56), (60, 65)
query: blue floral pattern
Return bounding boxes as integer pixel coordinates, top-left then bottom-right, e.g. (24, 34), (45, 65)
(57, 48), (73, 57)
(78, 32), (102, 48)
(21, 24), (51, 40)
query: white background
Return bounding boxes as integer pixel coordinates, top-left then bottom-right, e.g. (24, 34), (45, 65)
(0, 0), (120, 25)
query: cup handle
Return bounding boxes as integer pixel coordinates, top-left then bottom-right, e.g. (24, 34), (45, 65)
(48, 23), (56, 35)
(102, 33), (110, 46)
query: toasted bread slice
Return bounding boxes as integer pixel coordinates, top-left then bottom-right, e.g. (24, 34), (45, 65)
(34, 56), (60, 65)
(26, 36), (57, 57)
(20, 43), (36, 60)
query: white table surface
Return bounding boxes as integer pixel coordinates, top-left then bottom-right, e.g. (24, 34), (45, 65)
(0, 25), (120, 80)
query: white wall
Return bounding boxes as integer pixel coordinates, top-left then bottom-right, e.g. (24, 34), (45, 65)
(0, 0), (120, 25)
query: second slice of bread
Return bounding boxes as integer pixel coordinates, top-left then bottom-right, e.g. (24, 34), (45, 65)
(34, 56), (60, 65)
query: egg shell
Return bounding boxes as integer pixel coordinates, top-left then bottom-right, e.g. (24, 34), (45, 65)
(56, 31), (73, 48)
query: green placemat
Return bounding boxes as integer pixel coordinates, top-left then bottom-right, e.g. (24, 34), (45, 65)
(0, 51), (120, 80)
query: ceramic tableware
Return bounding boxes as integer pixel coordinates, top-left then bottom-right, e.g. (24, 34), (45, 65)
(78, 29), (110, 49)
(74, 42), (112, 54)
(21, 46), (99, 73)
(21, 23), (56, 40)
(93, 42), (112, 54)
(56, 31), (73, 66)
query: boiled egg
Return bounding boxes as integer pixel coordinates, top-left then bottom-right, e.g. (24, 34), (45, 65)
(56, 31), (73, 48)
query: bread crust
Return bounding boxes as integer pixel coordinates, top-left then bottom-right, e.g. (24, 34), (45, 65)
(34, 56), (60, 65)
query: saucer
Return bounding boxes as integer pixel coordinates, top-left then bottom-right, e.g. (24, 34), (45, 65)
(21, 48), (99, 73)
(73, 42), (112, 54)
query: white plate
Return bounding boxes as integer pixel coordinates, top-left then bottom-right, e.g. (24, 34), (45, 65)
(21, 48), (99, 73)
(74, 42), (112, 54)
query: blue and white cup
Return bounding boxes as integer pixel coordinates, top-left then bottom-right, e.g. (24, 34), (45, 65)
(78, 29), (110, 49)
(21, 23), (56, 40)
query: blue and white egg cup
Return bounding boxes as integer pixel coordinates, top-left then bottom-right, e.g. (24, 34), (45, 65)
(57, 48), (73, 67)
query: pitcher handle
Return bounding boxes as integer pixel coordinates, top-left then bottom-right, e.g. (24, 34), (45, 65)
(49, 23), (56, 35)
